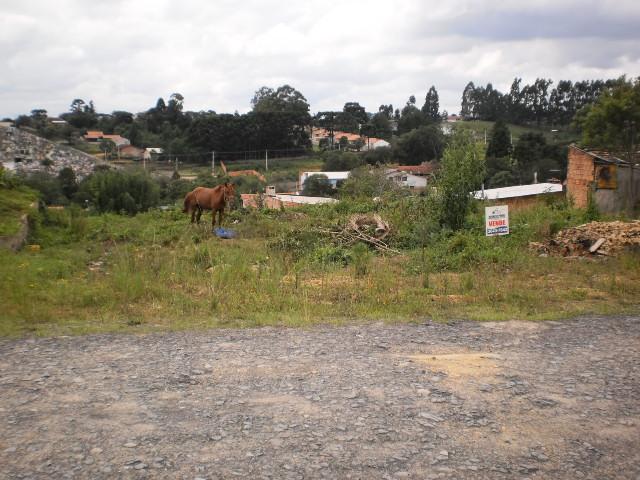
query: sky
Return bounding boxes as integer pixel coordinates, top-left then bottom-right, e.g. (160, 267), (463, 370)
(1, 0), (640, 119)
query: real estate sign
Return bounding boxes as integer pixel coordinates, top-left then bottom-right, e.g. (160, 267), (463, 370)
(485, 205), (509, 236)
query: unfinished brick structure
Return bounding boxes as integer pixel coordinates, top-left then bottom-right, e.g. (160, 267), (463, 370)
(566, 145), (640, 214)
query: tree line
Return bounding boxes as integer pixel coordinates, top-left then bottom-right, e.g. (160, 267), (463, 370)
(460, 77), (628, 125)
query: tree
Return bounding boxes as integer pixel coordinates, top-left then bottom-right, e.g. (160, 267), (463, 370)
(486, 120), (512, 159)
(57, 167), (78, 199)
(461, 82), (476, 119)
(397, 105), (425, 135)
(369, 113), (392, 140)
(513, 133), (563, 183)
(393, 124), (444, 165)
(576, 78), (640, 160)
(430, 129), (485, 230)
(338, 166), (397, 199)
(99, 139), (117, 160)
(302, 174), (334, 197)
(343, 102), (368, 125)
(422, 86), (440, 122)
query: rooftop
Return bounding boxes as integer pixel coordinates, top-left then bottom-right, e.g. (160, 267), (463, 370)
(473, 183), (563, 200)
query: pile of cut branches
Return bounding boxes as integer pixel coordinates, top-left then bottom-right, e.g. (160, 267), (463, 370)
(318, 214), (398, 253)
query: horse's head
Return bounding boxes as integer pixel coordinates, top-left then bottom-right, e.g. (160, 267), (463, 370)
(223, 182), (236, 208)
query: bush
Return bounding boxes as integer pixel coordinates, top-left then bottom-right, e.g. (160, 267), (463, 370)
(77, 169), (160, 215)
(338, 166), (397, 200)
(302, 174), (334, 197)
(429, 129), (485, 231)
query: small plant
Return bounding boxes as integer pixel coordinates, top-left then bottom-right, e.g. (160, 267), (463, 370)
(351, 242), (372, 278)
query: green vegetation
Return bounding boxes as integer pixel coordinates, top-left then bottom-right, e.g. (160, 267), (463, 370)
(1, 189), (638, 337)
(0, 185), (37, 236)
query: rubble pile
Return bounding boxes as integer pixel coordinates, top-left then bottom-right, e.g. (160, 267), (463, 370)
(530, 220), (640, 257)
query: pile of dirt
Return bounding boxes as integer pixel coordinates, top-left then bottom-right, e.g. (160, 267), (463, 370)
(530, 220), (640, 257)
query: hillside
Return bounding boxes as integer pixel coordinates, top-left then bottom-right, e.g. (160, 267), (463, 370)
(458, 120), (580, 145)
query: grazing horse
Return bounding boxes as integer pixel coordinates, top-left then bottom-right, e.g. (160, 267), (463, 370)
(183, 183), (236, 228)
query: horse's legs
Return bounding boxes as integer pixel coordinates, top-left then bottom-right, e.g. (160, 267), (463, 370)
(212, 209), (218, 229)
(196, 208), (202, 224)
(190, 207), (196, 224)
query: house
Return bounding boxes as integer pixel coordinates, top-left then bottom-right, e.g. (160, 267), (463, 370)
(473, 183), (564, 210)
(299, 171), (350, 191)
(143, 147), (164, 161)
(362, 138), (390, 151)
(83, 131), (130, 147)
(385, 169), (427, 190)
(118, 145), (144, 160)
(394, 162), (437, 177)
(566, 145), (640, 214)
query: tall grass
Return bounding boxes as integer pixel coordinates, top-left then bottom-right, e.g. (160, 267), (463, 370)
(0, 200), (638, 337)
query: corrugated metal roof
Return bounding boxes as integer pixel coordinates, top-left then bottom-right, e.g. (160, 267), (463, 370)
(473, 183), (563, 200)
(275, 194), (338, 204)
(301, 171), (350, 181)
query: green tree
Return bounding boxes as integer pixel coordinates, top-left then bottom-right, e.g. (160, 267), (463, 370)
(577, 78), (640, 160)
(422, 86), (440, 122)
(485, 119), (512, 158)
(430, 129), (485, 230)
(393, 124), (444, 165)
(302, 174), (334, 197)
(338, 166), (396, 199)
(57, 167), (78, 200)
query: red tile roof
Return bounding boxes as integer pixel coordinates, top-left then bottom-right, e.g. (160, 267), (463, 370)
(395, 163), (437, 175)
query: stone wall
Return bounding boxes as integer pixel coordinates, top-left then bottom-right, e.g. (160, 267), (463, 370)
(0, 126), (102, 179)
(566, 146), (595, 208)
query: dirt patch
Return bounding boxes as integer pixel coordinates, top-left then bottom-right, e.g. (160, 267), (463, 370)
(408, 352), (502, 378)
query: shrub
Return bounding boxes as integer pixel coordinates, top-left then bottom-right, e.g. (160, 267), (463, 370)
(338, 166), (397, 200)
(429, 129), (485, 231)
(77, 169), (160, 215)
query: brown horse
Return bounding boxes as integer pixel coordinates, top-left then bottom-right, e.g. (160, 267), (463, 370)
(183, 183), (236, 228)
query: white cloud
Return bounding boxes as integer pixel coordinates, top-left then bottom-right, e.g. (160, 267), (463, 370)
(0, 0), (639, 118)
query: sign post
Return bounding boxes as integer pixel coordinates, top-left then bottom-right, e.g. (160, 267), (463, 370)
(485, 205), (509, 236)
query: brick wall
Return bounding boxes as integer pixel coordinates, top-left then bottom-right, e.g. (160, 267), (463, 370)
(566, 146), (595, 208)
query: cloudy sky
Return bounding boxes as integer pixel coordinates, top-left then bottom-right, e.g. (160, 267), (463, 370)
(1, 0), (639, 118)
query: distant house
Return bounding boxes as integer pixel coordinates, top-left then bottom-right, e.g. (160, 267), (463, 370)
(83, 131), (130, 147)
(473, 183), (564, 210)
(299, 171), (350, 192)
(143, 147), (164, 161)
(386, 169), (427, 190)
(362, 138), (390, 151)
(566, 145), (640, 214)
(118, 145), (144, 159)
(394, 162), (437, 177)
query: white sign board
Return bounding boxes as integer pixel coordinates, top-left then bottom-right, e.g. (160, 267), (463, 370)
(485, 205), (509, 236)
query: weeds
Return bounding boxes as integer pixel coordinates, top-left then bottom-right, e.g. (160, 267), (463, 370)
(0, 196), (638, 337)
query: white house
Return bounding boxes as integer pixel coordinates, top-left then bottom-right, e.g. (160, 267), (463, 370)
(386, 169), (428, 190)
(299, 171), (350, 191)
(363, 138), (390, 151)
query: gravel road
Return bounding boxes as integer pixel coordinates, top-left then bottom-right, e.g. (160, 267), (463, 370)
(1, 316), (638, 479)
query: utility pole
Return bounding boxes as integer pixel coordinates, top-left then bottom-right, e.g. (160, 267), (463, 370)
(265, 149), (268, 171)
(211, 151), (215, 177)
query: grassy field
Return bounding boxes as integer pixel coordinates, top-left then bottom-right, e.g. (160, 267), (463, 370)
(1, 197), (638, 337)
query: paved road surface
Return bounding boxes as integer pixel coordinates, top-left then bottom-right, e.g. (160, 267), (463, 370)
(1, 316), (639, 479)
